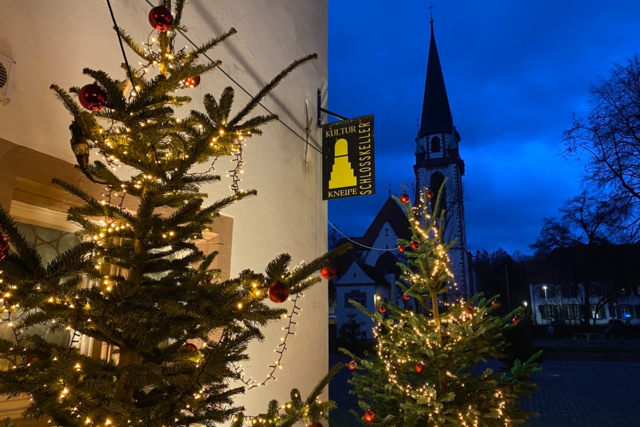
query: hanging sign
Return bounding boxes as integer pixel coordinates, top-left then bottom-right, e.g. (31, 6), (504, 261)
(322, 115), (375, 200)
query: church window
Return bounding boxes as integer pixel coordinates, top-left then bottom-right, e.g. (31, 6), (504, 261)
(429, 172), (446, 211)
(345, 290), (367, 308)
(431, 136), (441, 153)
(385, 227), (389, 236)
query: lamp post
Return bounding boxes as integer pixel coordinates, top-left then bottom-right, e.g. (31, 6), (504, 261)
(543, 285), (549, 324)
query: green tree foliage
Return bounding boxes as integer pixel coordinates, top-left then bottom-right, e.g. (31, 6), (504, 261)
(341, 194), (540, 426)
(0, 1), (345, 425)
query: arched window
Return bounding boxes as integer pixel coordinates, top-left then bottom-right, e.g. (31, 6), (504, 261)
(431, 136), (441, 153)
(429, 172), (446, 211)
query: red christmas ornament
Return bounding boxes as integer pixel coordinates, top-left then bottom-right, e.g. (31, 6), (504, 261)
(308, 423), (323, 427)
(348, 361), (358, 370)
(0, 232), (9, 261)
(512, 317), (521, 324)
(402, 294), (410, 302)
(410, 240), (420, 250)
(398, 245), (405, 253)
(79, 84), (108, 111)
(426, 190), (435, 199)
(415, 362), (425, 373)
(377, 305), (387, 314)
(364, 410), (376, 422)
(185, 343), (198, 351)
(268, 281), (289, 303)
(25, 355), (35, 364)
(400, 193), (410, 203)
(183, 75), (201, 88)
(320, 266), (336, 280)
(149, 6), (174, 31)
(465, 307), (473, 315)
(491, 300), (501, 310)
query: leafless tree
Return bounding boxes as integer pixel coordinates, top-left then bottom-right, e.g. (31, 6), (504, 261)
(562, 55), (640, 236)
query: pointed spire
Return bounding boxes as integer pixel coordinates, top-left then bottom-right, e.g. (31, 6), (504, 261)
(418, 19), (454, 139)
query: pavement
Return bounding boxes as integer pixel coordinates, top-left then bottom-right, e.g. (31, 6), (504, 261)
(328, 339), (640, 426)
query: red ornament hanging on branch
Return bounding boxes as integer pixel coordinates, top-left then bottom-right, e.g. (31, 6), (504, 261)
(320, 266), (336, 280)
(348, 361), (358, 370)
(512, 317), (521, 324)
(308, 423), (323, 427)
(491, 300), (501, 310)
(377, 305), (387, 314)
(426, 190), (434, 199)
(400, 193), (410, 203)
(185, 342), (198, 351)
(415, 362), (425, 373)
(79, 84), (108, 111)
(398, 245), (405, 253)
(268, 281), (289, 303)
(402, 294), (410, 302)
(364, 410), (376, 422)
(0, 232), (9, 261)
(149, 6), (174, 31)
(410, 240), (420, 250)
(465, 307), (473, 315)
(183, 76), (201, 88)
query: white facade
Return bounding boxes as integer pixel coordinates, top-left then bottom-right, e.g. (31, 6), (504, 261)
(529, 283), (640, 326)
(335, 262), (392, 340)
(0, 0), (328, 421)
(334, 198), (410, 340)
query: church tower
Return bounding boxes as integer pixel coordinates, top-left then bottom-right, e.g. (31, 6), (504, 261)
(414, 18), (473, 297)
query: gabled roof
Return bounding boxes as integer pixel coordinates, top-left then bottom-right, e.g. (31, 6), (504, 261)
(335, 260), (391, 289)
(418, 20), (455, 139)
(359, 197), (412, 247)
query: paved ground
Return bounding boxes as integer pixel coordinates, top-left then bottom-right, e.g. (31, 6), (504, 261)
(329, 340), (640, 426)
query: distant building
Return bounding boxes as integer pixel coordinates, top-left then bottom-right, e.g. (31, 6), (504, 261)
(528, 244), (640, 325)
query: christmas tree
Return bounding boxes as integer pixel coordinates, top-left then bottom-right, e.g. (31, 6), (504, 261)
(342, 189), (541, 426)
(0, 2), (344, 425)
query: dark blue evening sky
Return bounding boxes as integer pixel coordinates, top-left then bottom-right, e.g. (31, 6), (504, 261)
(327, 0), (640, 254)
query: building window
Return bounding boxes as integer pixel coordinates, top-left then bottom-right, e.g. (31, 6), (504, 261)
(565, 304), (580, 320)
(385, 227), (389, 236)
(431, 136), (441, 153)
(543, 305), (555, 320)
(617, 304), (634, 319)
(345, 290), (367, 309)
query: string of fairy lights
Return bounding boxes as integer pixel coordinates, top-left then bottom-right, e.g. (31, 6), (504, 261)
(356, 192), (511, 426)
(0, 3), (333, 426)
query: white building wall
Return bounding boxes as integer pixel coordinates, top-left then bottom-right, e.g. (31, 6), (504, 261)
(363, 221), (399, 266)
(0, 0), (328, 419)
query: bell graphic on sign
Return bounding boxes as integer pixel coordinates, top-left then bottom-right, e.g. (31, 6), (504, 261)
(329, 138), (357, 189)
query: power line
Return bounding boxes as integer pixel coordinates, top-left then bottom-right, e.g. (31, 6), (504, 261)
(329, 221), (396, 252)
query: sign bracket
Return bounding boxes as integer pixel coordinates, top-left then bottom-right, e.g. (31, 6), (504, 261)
(317, 88), (349, 126)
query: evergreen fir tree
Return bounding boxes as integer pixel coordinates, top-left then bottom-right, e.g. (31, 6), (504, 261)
(0, 1), (344, 425)
(342, 189), (541, 426)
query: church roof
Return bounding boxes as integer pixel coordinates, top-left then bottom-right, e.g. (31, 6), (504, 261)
(418, 20), (454, 139)
(359, 197), (412, 247)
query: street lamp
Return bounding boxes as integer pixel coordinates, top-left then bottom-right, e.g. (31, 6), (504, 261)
(542, 285), (549, 324)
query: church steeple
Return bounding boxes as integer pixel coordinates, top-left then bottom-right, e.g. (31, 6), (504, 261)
(418, 19), (454, 139)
